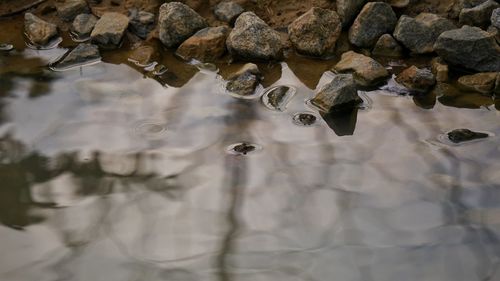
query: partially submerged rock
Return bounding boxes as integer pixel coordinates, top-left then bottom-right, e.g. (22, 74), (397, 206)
(214, 1), (244, 23)
(90, 12), (129, 47)
(348, 2), (397, 48)
(396, 66), (436, 93)
(72, 13), (97, 39)
(310, 74), (362, 113)
(458, 72), (498, 95)
(434, 25), (500, 72)
(56, 0), (89, 21)
(447, 129), (489, 143)
(158, 2), (207, 48)
(393, 13), (456, 54)
(431, 57), (449, 82)
(334, 51), (389, 86)
(336, 0), (367, 27)
(226, 12), (283, 60)
(288, 7), (341, 57)
(128, 45), (157, 66)
(24, 13), (58, 46)
(128, 9), (155, 39)
(226, 63), (261, 96)
(176, 26), (230, 62)
(53, 43), (100, 70)
(459, 0), (499, 28)
(372, 33), (403, 57)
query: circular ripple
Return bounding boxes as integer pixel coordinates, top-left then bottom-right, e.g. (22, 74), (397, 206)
(226, 142), (262, 156)
(292, 112), (318, 126)
(133, 120), (167, 140)
(0, 43), (14, 51)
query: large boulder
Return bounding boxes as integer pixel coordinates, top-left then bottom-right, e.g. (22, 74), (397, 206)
(458, 72), (498, 95)
(56, 0), (89, 21)
(176, 26), (230, 62)
(310, 74), (362, 113)
(348, 2), (397, 48)
(459, 0), (499, 28)
(226, 12), (283, 60)
(372, 33), (403, 57)
(334, 51), (389, 86)
(393, 13), (456, 54)
(434, 25), (500, 72)
(214, 1), (244, 23)
(396, 66), (436, 93)
(336, 0), (367, 27)
(24, 13), (58, 46)
(90, 12), (129, 47)
(158, 2), (207, 48)
(288, 7), (341, 57)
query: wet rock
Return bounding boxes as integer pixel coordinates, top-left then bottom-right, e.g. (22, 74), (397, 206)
(393, 13), (456, 54)
(176, 26), (230, 62)
(388, 0), (410, 8)
(262, 85), (296, 111)
(288, 7), (341, 57)
(158, 2), (207, 48)
(447, 129), (489, 143)
(228, 143), (259, 155)
(90, 12), (129, 47)
(431, 57), (449, 82)
(226, 12), (283, 60)
(214, 1), (244, 23)
(56, 0), (89, 21)
(396, 66), (436, 93)
(226, 63), (261, 96)
(53, 43), (100, 70)
(434, 25), (500, 72)
(72, 13), (97, 39)
(24, 13), (58, 46)
(129, 45), (157, 66)
(128, 9), (155, 39)
(336, 0), (367, 27)
(459, 0), (499, 28)
(492, 8), (500, 29)
(348, 2), (397, 48)
(293, 112), (317, 126)
(372, 33), (403, 57)
(458, 72), (498, 95)
(310, 74), (362, 113)
(334, 51), (389, 86)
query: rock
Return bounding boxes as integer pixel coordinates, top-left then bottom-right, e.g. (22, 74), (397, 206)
(56, 0), (89, 21)
(431, 57), (449, 82)
(372, 33), (403, 57)
(310, 74), (362, 113)
(226, 63), (261, 96)
(158, 2), (207, 48)
(226, 12), (283, 60)
(288, 7), (341, 57)
(214, 1), (244, 23)
(53, 43), (100, 69)
(176, 26), (230, 62)
(458, 72), (498, 95)
(334, 51), (389, 86)
(336, 0), (367, 27)
(128, 9), (155, 39)
(450, 0), (489, 19)
(492, 8), (500, 29)
(72, 13), (98, 39)
(396, 66), (436, 93)
(128, 45), (157, 66)
(348, 2), (397, 48)
(24, 13), (58, 46)
(393, 13), (456, 54)
(388, 0), (410, 8)
(434, 25), (500, 72)
(447, 129), (489, 143)
(90, 12), (129, 47)
(495, 74), (500, 95)
(459, 0), (499, 28)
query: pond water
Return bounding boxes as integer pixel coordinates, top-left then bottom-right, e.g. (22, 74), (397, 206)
(1, 14), (500, 281)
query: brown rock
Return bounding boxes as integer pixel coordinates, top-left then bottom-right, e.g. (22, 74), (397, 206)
(396, 66), (436, 93)
(90, 12), (129, 47)
(431, 57), (449, 82)
(334, 51), (389, 86)
(458, 72), (498, 95)
(24, 13), (58, 46)
(176, 26), (230, 62)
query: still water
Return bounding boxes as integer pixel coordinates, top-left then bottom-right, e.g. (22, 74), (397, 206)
(2, 22), (500, 281)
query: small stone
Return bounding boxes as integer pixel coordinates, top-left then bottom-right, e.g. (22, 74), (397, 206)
(24, 13), (58, 46)
(176, 26), (230, 62)
(288, 7), (341, 57)
(492, 8), (500, 29)
(334, 51), (389, 86)
(226, 63), (261, 96)
(431, 57), (449, 82)
(458, 72), (498, 95)
(396, 66), (436, 93)
(293, 113), (317, 126)
(128, 9), (155, 39)
(348, 2), (397, 48)
(459, 0), (499, 28)
(54, 43), (100, 69)
(72, 13), (98, 38)
(336, 0), (367, 27)
(372, 34), (403, 57)
(159, 2), (207, 48)
(56, 0), (89, 21)
(447, 129), (489, 143)
(90, 12), (129, 47)
(310, 74), (362, 113)
(214, 1), (244, 23)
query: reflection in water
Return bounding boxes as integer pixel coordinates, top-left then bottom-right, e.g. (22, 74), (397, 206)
(322, 109), (358, 136)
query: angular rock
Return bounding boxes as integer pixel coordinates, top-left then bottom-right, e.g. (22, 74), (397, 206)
(226, 63), (261, 96)
(226, 12), (283, 60)
(434, 25), (500, 72)
(24, 13), (58, 46)
(492, 8), (500, 29)
(393, 13), (456, 54)
(348, 2), (397, 48)
(214, 1), (244, 23)
(288, 7), (341, 57)
(72, 13), (98, 39)
(310, 74), (362, 113)
(158, 2), (207, 48)
(54, 43), (100, 69)
(459, 0), (499, 28)
(128, 9), (155, 39)
(336, 0), (367, 27)
(431, 57), (449, 82)
(447, 129), (489, 143)
(458, 72), (498, 95)
(90, 12), (129, 47)
(334, 51), (389, 86)
(372, 33), (403, 57)
(396, 66), (436, 93)
(56, 0), (89, 21)
(176, 26), (230, 62)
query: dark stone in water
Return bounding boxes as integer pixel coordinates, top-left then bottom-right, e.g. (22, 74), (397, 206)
(262, 85), (295, 111)
(447, 129), (489, 143)
(293, 113), (317, 126)
(226, 72), (259, 96)
(231, 143), (257, 155)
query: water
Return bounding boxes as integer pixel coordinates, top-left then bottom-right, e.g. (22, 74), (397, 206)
(2, 17), (500, 281)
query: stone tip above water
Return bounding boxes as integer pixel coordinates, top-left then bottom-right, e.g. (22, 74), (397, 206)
(24, 12), (59, 46)
(447, 129), (490, 143)
(396, 65), (436, 93)
(159, 2), (208, 49)
(310, 73), (362, 113)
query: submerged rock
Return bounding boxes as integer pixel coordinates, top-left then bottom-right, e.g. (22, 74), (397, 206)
(348, 2), (397, 48)
(158, 2), (207, 48)
(24, 13), (58, 46)
(431, 57), (449, 82)
(56, 0), (89, 21)
(176, 26), (230, 62)
(372, 33), (403, 57)
(288, 7), (341, 57)
(53, 43), (100, 70)
(72, 13), (97, 39)
(334, 51), (389, 86)
(336, 0), (367, 27)
(128, 45), (157, 66)
(214, 1), (244, 23)
(128, 9), (155, 39)
(458, 72), (498, 95)
(396, 66), (436, 93)
(226, 12), (283, 60)
(226, 63), (261, 96)
(90, 12), (129, 47)
(434, 25), (500, 72)
(393, 13), (456, 54)
(447, 129), (489, 143)
(459, 0), (499, 28)
(310, 74), (361, 113)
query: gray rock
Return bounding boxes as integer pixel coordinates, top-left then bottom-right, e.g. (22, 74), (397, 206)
(334, 51), (389, 86)
(336, 0), (367, 27)
(226, 12), (283, 60)
(56, 0), (89, 21)
(396, 66), (436, 93)
(24, 13), (58, 46)
(214, 1), (244, 23)
(176, 26), (230, 62)
(226, 63), (261, 96)
(492, 8), (500, 29)
(448, 129), (489, 143)
(393, 13), (456, 54)
(91, 12), (129, 47)
(128, 8), (155, 39)
(158, 2), (207, 48)
(310, 74), (362, 113)
(434, 25), (500, 72)
(372, 33), (403, 57)
(288, 7), (341, 57)
(54, 43), (100, 70)
(450, 0), (489, 19)
(459, 0), (499, 28)
(72, 13), (98, 39)
(348, 2), (397, 48)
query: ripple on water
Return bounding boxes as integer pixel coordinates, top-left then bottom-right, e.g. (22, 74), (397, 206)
(132, 119), (167, 140)
(261, 85), (297, 111)
(226, 142), (262, 156)
(25, 36), (62, 50)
